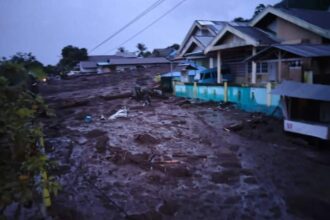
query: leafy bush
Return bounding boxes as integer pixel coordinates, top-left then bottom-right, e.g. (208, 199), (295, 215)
(0, 59), (58, 217)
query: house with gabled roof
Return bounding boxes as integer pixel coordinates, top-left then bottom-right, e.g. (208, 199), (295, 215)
(177, 20), (231, 68)
(247, 7), (330, 85)
(205, 24), (278, 84)
(246, 7), (330, 139)
(204, 6), (330, 85)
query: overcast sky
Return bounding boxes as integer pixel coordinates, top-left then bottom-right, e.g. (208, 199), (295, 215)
(0, 0), (279, 65)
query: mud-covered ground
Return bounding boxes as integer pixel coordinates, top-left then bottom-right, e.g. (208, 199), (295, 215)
(38, 68), (330, 220)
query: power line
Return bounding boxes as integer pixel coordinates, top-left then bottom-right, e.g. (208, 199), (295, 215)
(106, 0), (187, 54)
(90, 0), (166, 53)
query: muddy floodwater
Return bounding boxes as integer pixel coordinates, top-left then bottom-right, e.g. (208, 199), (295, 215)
(38, 69), (330, 220)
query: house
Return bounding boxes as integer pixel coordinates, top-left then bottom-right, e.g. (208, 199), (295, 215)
(79, 55), (125, 74)
(246, 7), (330, 85)
(247, 44), (330, 84)
(79, 61), (98, 74)
(160, 61), (206, 92)
(172, 6), (330, 127)
(152, 47), (177, 59)
(177, 20), (234, 69)
(205, 24), (278, 84)
(245, 7), (330, 139)
(96, 57), (171, 73)
(205, 7), (330, 85)
(114, 51), (137, 58)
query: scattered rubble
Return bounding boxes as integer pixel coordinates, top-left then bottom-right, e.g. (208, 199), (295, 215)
(134, 133), (159, 145)
(109, 107), (128, 120)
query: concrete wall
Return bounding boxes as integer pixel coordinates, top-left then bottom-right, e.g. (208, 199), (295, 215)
(175, 84), (281, 116)
(276, 18), (322, 44)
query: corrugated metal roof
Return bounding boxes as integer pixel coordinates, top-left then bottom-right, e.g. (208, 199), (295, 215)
(274, 44), (330, 57)
(161, 71), (181, 77)
(88, 55), (123, 62)
(233, 26), (278, 44)
(152, 47), (176, 57)
(279, 8), (330, 30)
(246, 44), (330, 61)
(272, 80), (330, 101)
(98, 57), (170, 66)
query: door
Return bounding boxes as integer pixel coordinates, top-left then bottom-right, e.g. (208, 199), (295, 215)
(268, 62), (278, 82)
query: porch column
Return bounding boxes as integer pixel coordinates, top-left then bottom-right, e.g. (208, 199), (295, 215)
(278, 50), (282, 82)
(209, 57), (214, 68)
(251, 47), (257, 84)
(217, 51), (222, 84)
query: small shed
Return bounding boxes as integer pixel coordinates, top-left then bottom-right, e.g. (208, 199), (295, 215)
(272, 80), (330, 140)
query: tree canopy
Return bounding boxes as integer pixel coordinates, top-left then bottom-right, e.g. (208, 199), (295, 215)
(58, 45), (88, 72)
(136, 43), (147, 57)
(233, 4), (266, 22)
(275, 0), (330, 10)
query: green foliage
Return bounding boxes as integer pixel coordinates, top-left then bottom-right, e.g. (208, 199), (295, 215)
(58, 45), (88, 72)
(275, 0), (330, 10)
(117, 47), (126, 53)
(0, 53), (47, 88)
(253, 4), (266, 17)
(233, 17), (250, 22)
(170, 43), (180, 50)
(0, 61), (58, 216)
(0, 62), (27, 86)
(44, 65), (57, 75)
(233, 3), (266, 22)
(136, 43), (147, 57)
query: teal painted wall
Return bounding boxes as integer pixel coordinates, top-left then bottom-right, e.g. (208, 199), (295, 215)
(175, 84), (281, 116)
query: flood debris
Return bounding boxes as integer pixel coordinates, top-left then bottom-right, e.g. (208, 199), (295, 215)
(109, 107), (128, 120)
(223, 121), (244, 132)
(38, 69), (330, 220)
(158, 200), (179, 216)
(217, 101), (234, 111)
(84, 115), (92, 123)
(95, 135), (109, 153)
(100, 92), (132, 101)
(59, 99), (89, 109)
(134, 133), (159, 145)
(176, 99), (191, 107)
(133, 86), (152, 106)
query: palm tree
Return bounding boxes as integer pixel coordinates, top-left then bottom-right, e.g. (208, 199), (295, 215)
(136, 43), (147, 57)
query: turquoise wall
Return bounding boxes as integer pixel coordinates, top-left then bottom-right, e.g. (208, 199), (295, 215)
(175, 84), (281, 116)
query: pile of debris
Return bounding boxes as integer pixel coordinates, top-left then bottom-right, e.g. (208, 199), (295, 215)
(224, 113), (267, 132)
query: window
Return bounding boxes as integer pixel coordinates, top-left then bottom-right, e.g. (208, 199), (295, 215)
(289, 60), (302, 68)
(248, 62), (268, 74)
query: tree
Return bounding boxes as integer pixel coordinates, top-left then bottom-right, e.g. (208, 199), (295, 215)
(0, 53), (46, 86)
(170, 43), (180, 50)
(232, 3), (267, 22)
(117, 47), (126, 53)
(253, 4), (266, 18)
(233, 17), (250, 22)
(136, 43), (147, 57)
(275, 0), (330, 10)
(10, 52), (44, 71)
(143, 51), (152, 57)
(44, 64), (57, 75)
(58, 45), (88, 72)
(0, 57), (59, 216)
